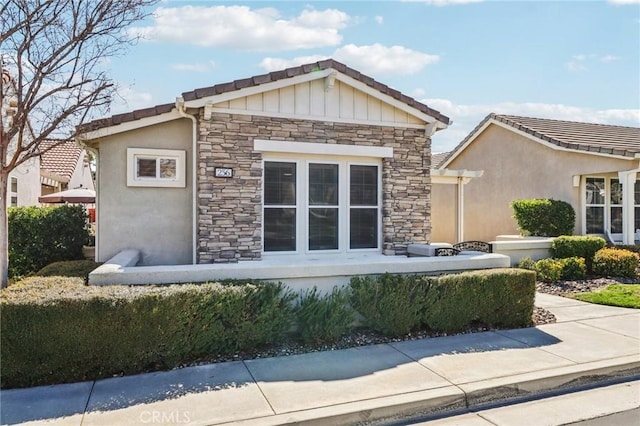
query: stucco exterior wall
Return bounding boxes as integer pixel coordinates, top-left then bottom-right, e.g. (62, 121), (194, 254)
(8, 157), (41, 207)
(432, 124), (635, 242)
(197, 112), (430, 263)
(95, 118), (193, 265)
(68, 151), (95, 191)
(431, 183), (457, 243)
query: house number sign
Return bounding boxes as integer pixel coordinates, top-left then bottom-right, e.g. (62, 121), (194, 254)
(215, 167), (233, 178)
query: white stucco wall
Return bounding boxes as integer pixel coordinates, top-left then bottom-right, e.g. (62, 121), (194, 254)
(68, 151), (95, 190)
(7, 157), (41, 207)
(432, 124), (635, 243)
(94, 118), (193, 265)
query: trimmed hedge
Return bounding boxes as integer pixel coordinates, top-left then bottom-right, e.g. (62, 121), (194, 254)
(1, 278), (295, 388)
(8, 205), (89, 277)
(510, 199), (575, 237)
(2, 268), (537, 388)
(551, 236), (606, 273)
(534, 257), (586, 282)
(593, 248), (639, 278)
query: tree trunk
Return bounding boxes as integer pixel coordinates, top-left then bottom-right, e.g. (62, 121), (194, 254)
(0, 170), (8, 288)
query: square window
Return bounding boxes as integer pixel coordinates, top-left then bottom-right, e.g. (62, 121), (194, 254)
(127, 148), (186, 188)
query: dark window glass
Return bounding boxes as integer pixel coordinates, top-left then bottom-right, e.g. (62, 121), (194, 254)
(350, 208), (378, 249)
(635, 181), (640, 205)
(350, 165), (378, 206)
(137, 158), (157, 178)
(635, 207), (640, 233)
(264, 208), (296, 251)
(585, 178), (605, 205)
(309, 163), (338, 206)
(10, 196), (17, 207)
(586, 206), (604, 234)
(264, 162), (296, 205)
(611, 179), (622, 205)
(10, 178), (17, 193)
(611, 206), (623, 234)
(309, 208), (338, 250)
(159, 159), (176, 179)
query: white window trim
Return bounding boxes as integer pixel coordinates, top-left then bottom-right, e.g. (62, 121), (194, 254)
(583, 176), (627, 238)
(262, 154), (382, 256)
(254, 139), (393, 158)
(10, 176), (18, 207)
(127, 148), (186, 188)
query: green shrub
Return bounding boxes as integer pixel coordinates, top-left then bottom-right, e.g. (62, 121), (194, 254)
(517, 256), (536, 270)
(510, 199), (575, 237)
(615, 245), (640, 255)
(593, 248), (639, 278)
(559, 257), (586, 280)
(34, 260), (102, 279)
(349, 274), (428, 336)
(423, 269), (535, 332)
(534, 258), (564, 283)
(8, 205), (89, 277)
(1, 278), (295, 388)
(551, 236), (606, 273)
(296, 286), (354, 343)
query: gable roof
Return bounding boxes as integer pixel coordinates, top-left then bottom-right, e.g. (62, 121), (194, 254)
(79, 59), (449, 135)
(40, 139), (84, 182)
(431, 151), (450, 168)
(440, 113), (640, 168)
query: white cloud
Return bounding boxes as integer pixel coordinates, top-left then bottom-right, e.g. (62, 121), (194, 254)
(426, 98), (640, 153)
(375, 15), (384, 24)
(608, 0), (640, 4)
(260, 44), (439, 76)
(171, 61), (215, 73)
(402, 0), (483, 5)
(566, 53), (622, 71)
(600, 54), (621, 62)
(129, 5), (349, 51)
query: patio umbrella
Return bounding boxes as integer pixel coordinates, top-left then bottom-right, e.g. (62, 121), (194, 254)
(38, 188), (96, 204)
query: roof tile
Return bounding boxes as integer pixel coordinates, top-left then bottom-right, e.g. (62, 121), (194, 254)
(39, 139), (84, 181)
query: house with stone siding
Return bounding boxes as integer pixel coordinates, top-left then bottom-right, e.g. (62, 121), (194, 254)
(79, 59), (458, 269)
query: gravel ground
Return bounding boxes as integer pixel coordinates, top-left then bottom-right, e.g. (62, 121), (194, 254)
(184, 279), (632, 367)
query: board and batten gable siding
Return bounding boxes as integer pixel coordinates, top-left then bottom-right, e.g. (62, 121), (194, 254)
(432, 123), (635, 243)
(96, 118), (193, 265)
(197, 111), (431, 264)
(210, 79), (424, 126)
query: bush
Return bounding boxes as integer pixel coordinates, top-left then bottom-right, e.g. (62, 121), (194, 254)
(510, 199), (575, 237)
(296, 286), (354, 343)
(551, 236), (606, 273)
(593, 248), (639, 278)
(34, 260), (102, 279)
(8, 205), (89, 277)
(1, 278), (295, 388)
(350, 274), (428, 337)
(559, 257), (587, 280)
(423, 269), (535, 332)
(534, 258), (564, 283)
(517, 256), (536, 270)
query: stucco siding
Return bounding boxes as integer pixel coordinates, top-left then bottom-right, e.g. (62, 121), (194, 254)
(8, 157), (41, 207)
(96, 118), (193, 265)
(433, 124), (635, 242)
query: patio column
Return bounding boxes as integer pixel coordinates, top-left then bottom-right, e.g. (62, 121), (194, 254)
(618, 169), (638, 245)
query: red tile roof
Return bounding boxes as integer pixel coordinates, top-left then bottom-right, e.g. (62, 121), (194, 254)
(40, 139), (84, 182)
(440, 113), (640, 167)
(80, 59), (449, 133)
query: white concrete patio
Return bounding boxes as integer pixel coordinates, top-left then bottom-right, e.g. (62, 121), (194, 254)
(88, 250), (511, 291)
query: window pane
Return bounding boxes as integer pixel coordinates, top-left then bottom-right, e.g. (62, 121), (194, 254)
(159, 159), (176, 179)
(610, 179), (622, 205)
(350, 208), (378, 249)
(137, 158), (157, 178)
(264, 208), (296, 251)
(309, 164), (338, 206)
(635, 181), (640, 205)
(265, 162), (296, 205)
(350, 165), (378, 206)
(635, 207), (640, 233)
(586, 206), (604, 234)
(611, 206), (623, 234)
(10, 196), (17, 207)
(10, 177), (17, 193)
(309, 208), (338, 250)
(585, 178), (605, 205)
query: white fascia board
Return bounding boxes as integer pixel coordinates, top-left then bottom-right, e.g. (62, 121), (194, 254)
(334, 73), (448, 129)
(254, 139), (394, 158)
(431, 168), (483, 184)
(182, 69), (335, 109)
(81, 109), (182, 141)
(206, 106), (426, 130)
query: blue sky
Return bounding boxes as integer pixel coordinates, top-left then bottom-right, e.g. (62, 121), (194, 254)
(108, 0), (640, 153)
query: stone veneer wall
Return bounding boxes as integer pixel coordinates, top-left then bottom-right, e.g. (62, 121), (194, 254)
(197, 112), (431, 263)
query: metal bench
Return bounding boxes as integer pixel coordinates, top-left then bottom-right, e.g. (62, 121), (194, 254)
(452, 241), (492, 253)
(435, 247), (461, 256)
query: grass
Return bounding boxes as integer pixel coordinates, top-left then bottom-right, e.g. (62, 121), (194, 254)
(573, 284), (640, 309)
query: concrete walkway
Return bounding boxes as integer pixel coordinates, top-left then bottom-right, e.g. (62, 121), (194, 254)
(1, 293), (639, 426)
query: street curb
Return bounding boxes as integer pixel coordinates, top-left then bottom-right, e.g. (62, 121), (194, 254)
(224, 357), (640, 426)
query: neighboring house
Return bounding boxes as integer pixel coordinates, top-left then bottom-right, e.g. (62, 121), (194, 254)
(40, 139), (95, 195)
(78, 59), (452, 266)
(432, 113), (640, 244)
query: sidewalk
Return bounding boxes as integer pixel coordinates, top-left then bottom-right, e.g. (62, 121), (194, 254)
(1, 293), (639, 426)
